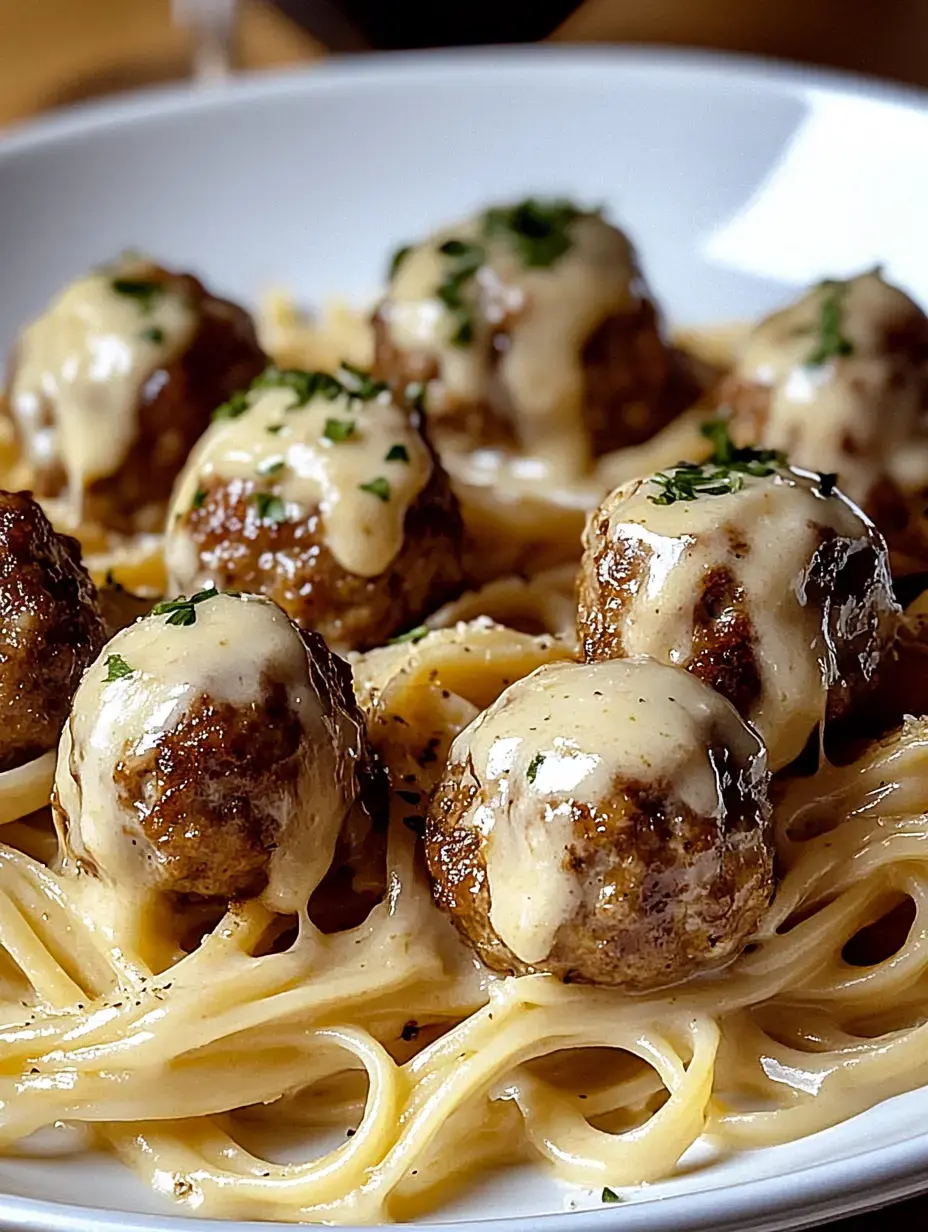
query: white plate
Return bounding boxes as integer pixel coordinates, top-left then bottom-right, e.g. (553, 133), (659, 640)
(3, 44), (928, 1232)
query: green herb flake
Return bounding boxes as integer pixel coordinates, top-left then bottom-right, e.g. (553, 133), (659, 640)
(451, 316), (474, 346)
(336, 362), (389, 402)
(385, 443), (410, 463)
(359, 476), (391, 503)
(388, 625), (428, 645)
(405, 381), (427, 414)
(258, 457), (286, 475)
(601, 1187), (622, 1204)
(104, 653), (135, 682)
(252, 492), (288, 524)
(323, 418), (357, 443)
(389, 244), (412, 279)
(397, 789), (421, 805)
(111, 277), (164, 312)
(139, 325), (165, 344)
(212, 390), (251, 422)
(483, 198), (582, 268)
(526, 752), (545, 783)
(649, 422), (787, 506)
(191, 487), (207, 510)
(151, 588), (218, 627)
(806, 282), (854, 367)
(266, 423), (285, 435)
(253, 365), (343, 408)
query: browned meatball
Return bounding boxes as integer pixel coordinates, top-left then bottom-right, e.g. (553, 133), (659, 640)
(425, 657), (772, 991)
(0, 490), (104, 772)
(165, 366), (465, 651)
(54, 591), (383, 910)
(577, 454), (899, 771)
(5, 257), (267, 531)
(716, 270), (928, 568)
(372, 200), (700, 480)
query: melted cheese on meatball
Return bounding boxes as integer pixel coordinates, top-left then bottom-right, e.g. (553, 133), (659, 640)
(447, 657), (766, 966)
(730, 271), (928, 505)
(167, 382), (433, 580)
(10, 263), (198, 516)
(383, 210), (640, 477)
(54, 592), (361, 915)
(582, 468), (898, 770)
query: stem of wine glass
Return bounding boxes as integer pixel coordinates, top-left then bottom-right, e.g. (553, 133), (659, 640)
(172, 0), (240, 82)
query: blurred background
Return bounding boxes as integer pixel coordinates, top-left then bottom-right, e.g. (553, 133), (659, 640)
(2, 0), (928, 129)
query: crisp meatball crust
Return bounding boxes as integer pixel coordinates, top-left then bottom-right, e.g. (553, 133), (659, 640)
(425, 657), (772, 991)
(5, 256), (266, 530)
(372, 199), (698, 480)
(53, 591), (379, 909)
(717, 271), (928, 525)
(165, 366), (465, 651)
(0, 490), (104, 772)
(577, 460), (900, 771)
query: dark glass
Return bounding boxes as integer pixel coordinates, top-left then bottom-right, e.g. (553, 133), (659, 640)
(269, 0), (583, 52)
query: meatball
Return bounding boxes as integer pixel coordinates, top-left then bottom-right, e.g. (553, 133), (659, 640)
(577, 453), (900, 771)
(0, 490), (104, 772)
(53, 590), (379, 909)
(372, 199), (698, 480)
(425, 657), (772, 990)
(165, 365), (465, 651)
(5, 255), (267, 531)
(718, 270), (928, 527)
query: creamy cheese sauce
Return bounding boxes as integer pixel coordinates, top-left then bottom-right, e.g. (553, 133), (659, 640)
(384, 211), (640, 478)
(595, 469), (893, 770)
(447, 656), (765, 965)
(54, 592), (362, 927)
(731, 271), (928, 505)
(9, 262), (198, 519)
(167, 382), (432, 582)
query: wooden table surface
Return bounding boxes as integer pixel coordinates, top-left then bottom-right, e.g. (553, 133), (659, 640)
(1, 1), (927, 1228)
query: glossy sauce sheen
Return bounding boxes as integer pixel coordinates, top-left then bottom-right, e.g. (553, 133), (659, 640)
(10, 268), (198, 515)
(167, 384), (432, 580)
(384, 212), (639, 477)
(591, 469), (894, 770)
(54, 593), (360, 915)
(446, 657), (766, 965)
(732, 271), (928, 504)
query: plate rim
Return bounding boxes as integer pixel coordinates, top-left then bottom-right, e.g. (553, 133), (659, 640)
(2, 40), (928, 1232)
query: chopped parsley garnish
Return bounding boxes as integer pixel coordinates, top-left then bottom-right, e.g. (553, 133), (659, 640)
(254, 365), (344, 408)
(818, 471), (838, 497)
(807, 281), (854, 366)
(191, 486), (207, 510)
(104, 653), (134, 682)
(212, 390), (251, 421)
(258, 457), (286, 475)
(337, 362), (389, 402)
(388, 625), (428, 645)
(436, 238), (486, 349)
(601, 1187), (622, 1204)
(359, 476), (391, 502)
(526, 752), (545, 783)
(385, 443), (409, 463)
(483, 198), (582, 268)
(404, 381), (427, 414)
(389, 244), (412, 279)
(152, 588), (217, 627)
(323, 417), (357, 442)
(252, 492), (288, 523)
(111, 277), (163, 312)
(139, 325), (165, 344)
(647, 421), (787, 506)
